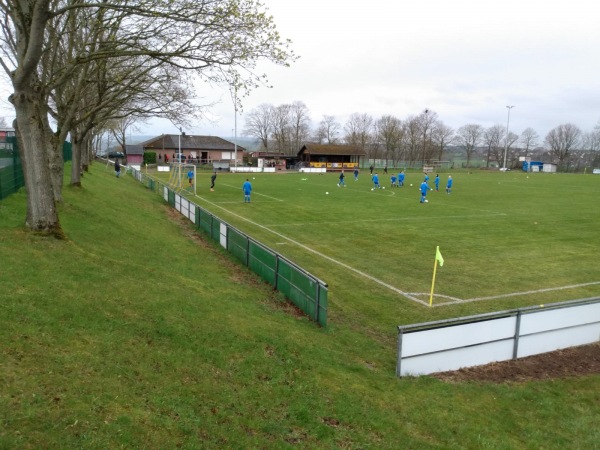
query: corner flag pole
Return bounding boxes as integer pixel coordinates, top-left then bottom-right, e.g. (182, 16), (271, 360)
(429, 246), (444, 307)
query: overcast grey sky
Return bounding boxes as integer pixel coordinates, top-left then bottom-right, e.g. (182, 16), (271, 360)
(184, 0), (600, 142)
(2, 0), (599, 142)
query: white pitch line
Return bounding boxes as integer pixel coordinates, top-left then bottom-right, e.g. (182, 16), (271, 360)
(263, 213), (505, 227)
(221, 183), (283, 202)
(193, 193), (429, 306)
(408, 281), (600, 307)
(191, 193), (599, 309)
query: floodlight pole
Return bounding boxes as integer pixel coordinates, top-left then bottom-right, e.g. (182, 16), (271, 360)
(234, 85), (238, 170)
(503, 105), (515, 170)
(178, 127), (182, 164)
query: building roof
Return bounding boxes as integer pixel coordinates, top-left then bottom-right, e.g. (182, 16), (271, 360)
(125, 144), (144, 155)
(251, 151), (285, 158)
(298, 144), (365, 156)
(141, 134), (246, 152)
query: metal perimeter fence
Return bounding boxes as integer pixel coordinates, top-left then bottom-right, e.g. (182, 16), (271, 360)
(130, 167), (328, 327)
(396, 297), (600, 377)
(0, 136), (73, 200)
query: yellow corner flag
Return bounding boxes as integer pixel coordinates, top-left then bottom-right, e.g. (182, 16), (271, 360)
(435, 246), (444, 267)
(430, 246), (444, 307)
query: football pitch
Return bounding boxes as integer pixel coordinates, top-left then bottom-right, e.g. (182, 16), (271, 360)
(157, 168), (600, 331)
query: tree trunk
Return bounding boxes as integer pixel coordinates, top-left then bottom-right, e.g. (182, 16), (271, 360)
(12, 90), (63, 237)
(81, 134), (91, 172)
(70, 136), (82, 187)
(42, 114), (64, 202)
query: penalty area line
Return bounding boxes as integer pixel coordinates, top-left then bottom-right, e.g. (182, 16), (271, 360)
(221, 183), (283, 202)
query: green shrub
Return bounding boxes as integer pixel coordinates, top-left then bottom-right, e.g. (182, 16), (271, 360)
(143, 151), (156, 165)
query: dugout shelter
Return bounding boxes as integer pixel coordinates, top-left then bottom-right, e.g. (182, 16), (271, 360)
(251, 151), (287, 171)
(297, 144), (365, 171)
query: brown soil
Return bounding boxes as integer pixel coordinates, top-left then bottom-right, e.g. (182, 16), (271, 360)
(431, 342), (600, 383)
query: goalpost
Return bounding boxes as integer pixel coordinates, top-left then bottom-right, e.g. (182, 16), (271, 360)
(167, 163), (197, 195)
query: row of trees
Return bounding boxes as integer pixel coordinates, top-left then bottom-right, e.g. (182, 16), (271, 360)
(243, 102), (600, 169)
(0, 0), (295, 235)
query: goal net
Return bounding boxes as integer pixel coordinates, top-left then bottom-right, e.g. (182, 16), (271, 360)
(167, 163), (196, 195)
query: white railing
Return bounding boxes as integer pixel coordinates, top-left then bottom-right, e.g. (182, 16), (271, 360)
(396, 298), (600, 377)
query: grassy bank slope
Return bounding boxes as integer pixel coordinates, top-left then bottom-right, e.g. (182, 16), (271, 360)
(1, 163), (598, 449)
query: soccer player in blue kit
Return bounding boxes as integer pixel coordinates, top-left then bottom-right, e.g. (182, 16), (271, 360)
(372, 172), (381, 189)
(434, 174), (440, 191)
(242, 179), (252, 203)
(398, 171), (405, 187)
(420, 180), (429, 203)
(446, 175), (453, 194)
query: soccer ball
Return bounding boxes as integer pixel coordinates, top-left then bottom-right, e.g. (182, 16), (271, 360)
(410, 183), (413, 187)
(326, 192), (329, 195)
(371, 188), (374, 191)
(382, 187), (385, 189)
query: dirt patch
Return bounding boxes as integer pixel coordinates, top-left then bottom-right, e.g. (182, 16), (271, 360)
(431, 342), (600, 383)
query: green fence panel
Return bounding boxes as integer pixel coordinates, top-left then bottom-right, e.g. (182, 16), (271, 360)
(198, 208), (212, 234)
(227, 226), (249, 264)
(316, 285), (328, 327)
(0, 137), (24, 200)
(277, 258), (317, 318)
(210, 216), (221, 243)
(137, 169), (328, 326)
(249, 241), (277, 286)
(167, 189), (176, 207)
(62, 141), (72, 161)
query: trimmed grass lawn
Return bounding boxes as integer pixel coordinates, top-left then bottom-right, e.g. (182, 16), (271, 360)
(1, 163), (598, 448)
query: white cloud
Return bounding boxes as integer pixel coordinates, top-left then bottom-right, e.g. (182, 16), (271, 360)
(3, 0), (600, 141)
(172, 0), (600, 140)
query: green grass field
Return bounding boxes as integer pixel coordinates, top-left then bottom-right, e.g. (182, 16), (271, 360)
(1, 163), (599, 448)
(165, 168), (600, 332)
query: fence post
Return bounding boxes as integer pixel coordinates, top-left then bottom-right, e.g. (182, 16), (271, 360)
(315, 281), (320, 323)
(396, 328), (404, 377)
(513, 311), (522, 359)
(274, 254), (279, 289)
(245, 237), (250, 267)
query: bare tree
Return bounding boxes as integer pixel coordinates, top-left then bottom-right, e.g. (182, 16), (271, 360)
(315, 115), (341, 144)
(0, 0), (295, 235)
(289, 101), (311, 153)
(431, 122), (454, 163)
(505, 131), (520, 168)
(544, 123), (581, 169)
(483, 125), (504, 167)
(519, 128), (539, 158)
(580, 122), (600, 171)
(110, 116), (143, 158)
(271, 103), (292, 154)
(344, 113), (373, 144)
(418, 109), (437, 162)
(456, 124), (484, 168)
(581, 130), (600, 152)
(375, 115), (402, 166)
(243, 103), (274, 149)
(403, 116), (421, 166)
